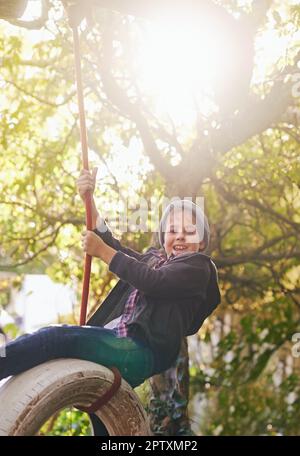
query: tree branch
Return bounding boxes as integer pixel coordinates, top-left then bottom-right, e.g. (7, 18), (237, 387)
(0, 225), (61, 269)
(5, 0), (50, 30)
(213, 79), (297, 155)
(90, 24), (176, 182)
(90, 0), (237, 25)
(216, 250), (300, 267)
(4, 79), (77, 108)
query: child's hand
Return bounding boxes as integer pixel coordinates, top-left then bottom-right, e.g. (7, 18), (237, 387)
(81, 230), (104, 258)
(77, 168), (97, 202)
(81, 230), (117, 265)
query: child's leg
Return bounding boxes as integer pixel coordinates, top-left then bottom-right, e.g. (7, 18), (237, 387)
(0, 325), (154, 388)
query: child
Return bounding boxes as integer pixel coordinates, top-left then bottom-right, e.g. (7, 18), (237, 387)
(0, 169), (220, 390)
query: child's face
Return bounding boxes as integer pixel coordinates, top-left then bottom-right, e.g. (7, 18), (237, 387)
(163, 209), (205, 257)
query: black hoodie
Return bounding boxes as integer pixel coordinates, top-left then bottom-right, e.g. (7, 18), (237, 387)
(88, 222), (221, 375)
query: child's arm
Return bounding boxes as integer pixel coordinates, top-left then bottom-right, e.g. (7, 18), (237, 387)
(81, 233), (212, 299)
(108, 250), (212, 299)
(93, 217), (151, 260)
(77, 169), (146, 260)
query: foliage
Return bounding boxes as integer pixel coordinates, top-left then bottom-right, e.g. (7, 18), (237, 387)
(189, 296), (300, 435)
(0, 0), (299, 436)
(39, 408), (92, 436)
(196, 372), (300, 436)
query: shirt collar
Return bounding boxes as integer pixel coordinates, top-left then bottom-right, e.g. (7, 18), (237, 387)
(152, 250), (176, 262)
(167, 253), (175, 261)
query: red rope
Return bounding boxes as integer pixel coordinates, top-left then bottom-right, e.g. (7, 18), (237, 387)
(69, 15), (92, 326)
(64, 4), (122, 414)
(76, 367), (122, 414)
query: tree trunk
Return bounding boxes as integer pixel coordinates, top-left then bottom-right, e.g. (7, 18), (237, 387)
(0, 0), (28, 19)
(148, 337), (194, 436)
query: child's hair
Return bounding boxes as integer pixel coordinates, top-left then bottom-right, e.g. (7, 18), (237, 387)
(158, 199), (210, 253)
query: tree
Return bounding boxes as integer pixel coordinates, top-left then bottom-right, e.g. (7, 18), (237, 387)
(0, 0), (299, 434)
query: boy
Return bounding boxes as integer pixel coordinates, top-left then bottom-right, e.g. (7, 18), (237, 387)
(0, 170), (220, 389)
(79, 168), (221, 380)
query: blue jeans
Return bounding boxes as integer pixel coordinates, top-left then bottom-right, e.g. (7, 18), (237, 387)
(0, 325), (155, 389)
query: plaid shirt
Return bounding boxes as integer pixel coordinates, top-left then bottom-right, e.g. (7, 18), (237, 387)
(114, 252), (175, 337)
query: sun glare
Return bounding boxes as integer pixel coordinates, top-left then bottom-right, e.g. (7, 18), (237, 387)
(3, 0), (296, 182)
(20, 0), (42, 21)
(19, 1), (294, 128)
(135, 14), (295, 126)
(136, 20), (224, 124)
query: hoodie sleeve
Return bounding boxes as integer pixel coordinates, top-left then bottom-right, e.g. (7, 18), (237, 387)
(93, 217), (147, 260)
(108, 250), (211, 299)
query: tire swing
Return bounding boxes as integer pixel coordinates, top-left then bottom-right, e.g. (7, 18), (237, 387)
(0, 2), (151, 436)
(0, 360), (150, 435)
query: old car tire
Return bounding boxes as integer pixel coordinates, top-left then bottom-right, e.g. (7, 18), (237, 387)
(0, 358), (151, 436)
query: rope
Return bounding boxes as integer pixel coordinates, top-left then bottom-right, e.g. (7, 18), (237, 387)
(63, 2), (122, 412)
(66, 7), (92, 327)
(76, 366), (122, 414)
(71, 24), (93, 327)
